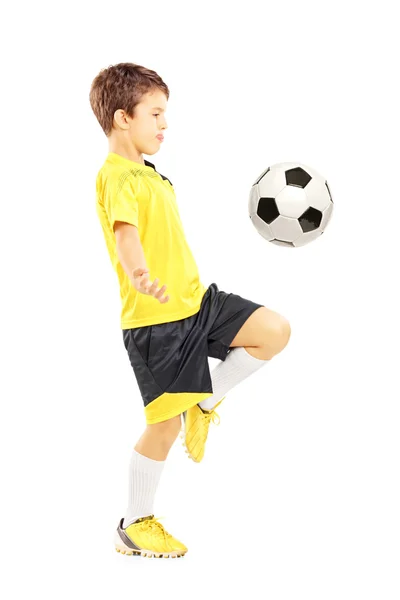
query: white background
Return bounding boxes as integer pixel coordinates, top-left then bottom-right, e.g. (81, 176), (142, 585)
(1, 0), (399, 598)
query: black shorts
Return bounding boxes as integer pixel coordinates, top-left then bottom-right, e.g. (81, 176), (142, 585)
(122, 282), (264, 424)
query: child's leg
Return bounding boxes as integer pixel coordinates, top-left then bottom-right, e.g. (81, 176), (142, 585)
(198, 346), (269, 411)
(123, 415), (181, 528)
(199, 308), (291, 411)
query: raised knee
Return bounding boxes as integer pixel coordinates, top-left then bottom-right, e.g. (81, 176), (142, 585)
(280, 318), (291, 348)
(264, 315), (291, 355)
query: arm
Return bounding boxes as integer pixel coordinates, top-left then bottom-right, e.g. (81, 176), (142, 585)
(114, 221), (169, 303)
(114, 221), (147, 284)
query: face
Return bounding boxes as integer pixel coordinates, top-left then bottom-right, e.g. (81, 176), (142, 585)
(128, 89), (168, 155)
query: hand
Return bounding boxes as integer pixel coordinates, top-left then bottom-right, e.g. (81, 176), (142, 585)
(132, 268), (170, 303)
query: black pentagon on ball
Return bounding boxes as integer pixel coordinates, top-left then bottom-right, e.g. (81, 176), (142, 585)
(299, 207), (322, 232)
(285, 167), (312, 188)
(257, 197), (280, 224)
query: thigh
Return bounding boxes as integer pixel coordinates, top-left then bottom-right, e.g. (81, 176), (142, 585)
(122, 327), (165, 408)
(201, 283), (264, 361)
(123, 319), (195, 404)
(229, 305), (285, 348)
(122, 316), (214, 421)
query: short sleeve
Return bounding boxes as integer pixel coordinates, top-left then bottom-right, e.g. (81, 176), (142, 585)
(105, 178), (139, 231)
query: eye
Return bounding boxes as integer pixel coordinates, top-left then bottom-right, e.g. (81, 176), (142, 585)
(153, 113), (160, 117)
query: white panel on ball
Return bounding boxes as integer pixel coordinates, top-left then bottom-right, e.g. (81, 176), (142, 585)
(292, 229), (323, 247)
(269, 216), (302, 242)
(248, 184), (260, 217)
(257, 167), (286, 199)
(251, 216), (274, 241)
(320, 202), (334, 231)
(275, 186), (309, 218)
(305, 177), (332, 212)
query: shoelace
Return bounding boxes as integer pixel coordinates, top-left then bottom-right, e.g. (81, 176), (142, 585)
(201, 408), (221, 426)
(139, 517), (172, 541)
(199, 408), (220, 443)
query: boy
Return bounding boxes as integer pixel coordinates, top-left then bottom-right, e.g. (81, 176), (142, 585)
(89, 62), (291, 559)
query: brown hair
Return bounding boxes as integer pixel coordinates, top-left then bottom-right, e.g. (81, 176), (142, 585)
(89, 62), (170, 137)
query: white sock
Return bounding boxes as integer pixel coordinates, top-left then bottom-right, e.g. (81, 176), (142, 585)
(198, 346), (269, 411)
(122, 449), (165, 529)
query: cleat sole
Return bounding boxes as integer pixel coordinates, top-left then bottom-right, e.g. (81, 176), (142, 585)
(114, 532), (186, 559)
(115, 545), (186, 559)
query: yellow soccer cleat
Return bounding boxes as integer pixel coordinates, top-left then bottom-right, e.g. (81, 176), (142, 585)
(181, 397), (225, 463)
(114, 515), (188, 559)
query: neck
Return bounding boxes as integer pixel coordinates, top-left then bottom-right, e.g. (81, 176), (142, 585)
(108, 143), (145, 166)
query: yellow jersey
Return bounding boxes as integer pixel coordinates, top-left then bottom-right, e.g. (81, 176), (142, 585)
(95, 152), (207, 328)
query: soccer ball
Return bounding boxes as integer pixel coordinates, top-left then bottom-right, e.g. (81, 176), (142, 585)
(248, 162), (334, 247)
